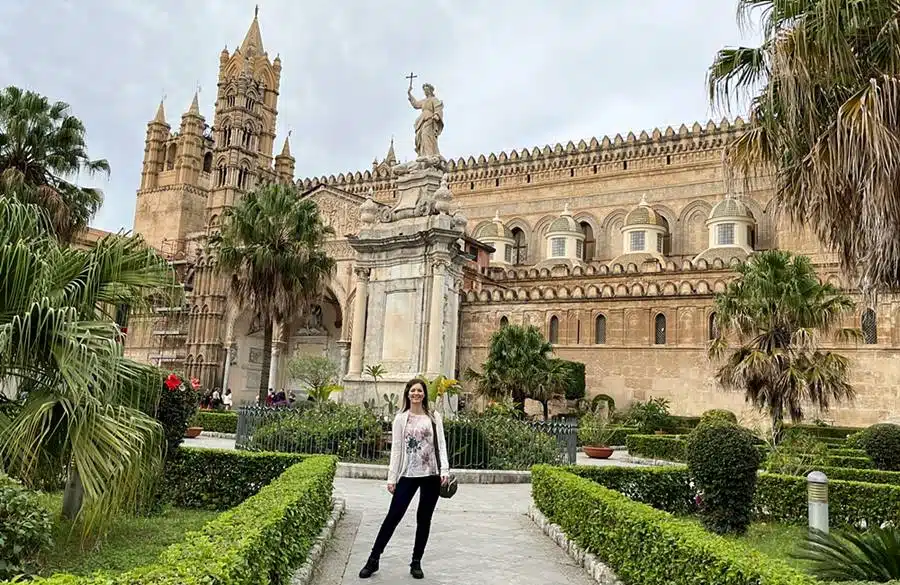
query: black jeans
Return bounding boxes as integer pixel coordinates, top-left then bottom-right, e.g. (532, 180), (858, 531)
(370, 475), (441, 561)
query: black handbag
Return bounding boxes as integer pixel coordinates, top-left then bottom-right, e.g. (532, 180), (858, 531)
(431, 417), (458, 498)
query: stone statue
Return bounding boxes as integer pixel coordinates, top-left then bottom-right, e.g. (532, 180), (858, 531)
(408, 83), (444, 159)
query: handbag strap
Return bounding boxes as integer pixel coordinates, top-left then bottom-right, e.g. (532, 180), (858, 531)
(430, 416), (442, 474)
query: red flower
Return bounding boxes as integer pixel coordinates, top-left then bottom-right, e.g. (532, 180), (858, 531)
(190, 377), (201, 390)
(165, 373), (182, 390)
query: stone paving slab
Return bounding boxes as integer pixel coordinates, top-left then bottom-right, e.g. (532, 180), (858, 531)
(309, 478), (596, 585)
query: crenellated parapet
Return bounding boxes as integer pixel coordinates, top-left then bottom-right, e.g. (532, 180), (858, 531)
(296, 117), (748, 196)
(463, 257), (849, 305)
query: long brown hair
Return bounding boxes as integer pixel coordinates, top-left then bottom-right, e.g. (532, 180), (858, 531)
(401, 377), (431, 415)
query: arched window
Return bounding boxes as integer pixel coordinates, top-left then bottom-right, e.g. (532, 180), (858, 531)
(242, 125), (253, 149)
(654, 313), (667, 345)
(202, 152), (213, 173)
(708, 312), (720, 341)
(166, 143), (177, 170)
(580, 221), (595, 262)
(216, 164), (227, 187)
(222, 125), (233, 147)
(862, 308), (877, 344)
(549, 315), (559, 344)
(594, 314), (606, 344)
(226, 92), (236, 108)
(237, 166), (251, 189)
(511, 227), (527, 265)
(500, 316), (509, 328)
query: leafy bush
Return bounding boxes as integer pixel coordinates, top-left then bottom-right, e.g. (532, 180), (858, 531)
(190, 411), (238, 434)
(155, 373), (200, 456)
(0, 473), (53, 580)
(577, 412), (615, 447)
(531, 466), (816, 585)
(162, 448), (306, 510)
(764, 429), (830, 476)
(785, 424), (864, 440)
(686, 420), (761, 534)
(845, 430), (865, 449)
(858, 423), (900, 471)
(247, 402), (382, 461)
(625, 397), (673, 433)
(566, 465), (697, 516)
(810, 466), (900, 487)
(701, 409), (738, 425)
(554, 359), (585, 400)
(453, 415), (563, 469)
(627, 434), (686, 462)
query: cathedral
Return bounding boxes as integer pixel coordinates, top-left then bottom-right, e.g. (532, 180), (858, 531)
(123, 11), (900, 427)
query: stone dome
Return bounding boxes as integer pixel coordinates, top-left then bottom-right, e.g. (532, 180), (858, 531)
(625, 195), (664, 227)
(710, 196), (753, 220)
(548, 203), (580, 233)
(476, 213), (513, 239)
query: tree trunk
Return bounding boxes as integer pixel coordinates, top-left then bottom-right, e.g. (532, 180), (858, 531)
(512, 388), (526, 415)
(258, 318), (273, 404)
(542, 400), (550, 421)
(62, 465), (84, 521)
(771, 407), (785, 446)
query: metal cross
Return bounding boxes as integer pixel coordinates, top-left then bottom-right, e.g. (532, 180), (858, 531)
(405, 71), (418, 91)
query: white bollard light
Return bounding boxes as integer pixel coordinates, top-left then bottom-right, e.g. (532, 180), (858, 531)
(807, 471), (829, 534)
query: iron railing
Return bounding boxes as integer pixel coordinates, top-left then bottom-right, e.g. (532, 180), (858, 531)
(235, 405), (577, 470)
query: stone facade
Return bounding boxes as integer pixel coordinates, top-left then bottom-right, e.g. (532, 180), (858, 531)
(123, 10), (900, 425)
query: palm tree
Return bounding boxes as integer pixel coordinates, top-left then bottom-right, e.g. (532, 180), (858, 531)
(209, 182), (335, 403)
(465, 324), (571, 418)
(0, 86), (109, 242)
(707, 1), (900, 293)
(709, 250), (857, 443)
(0, 190), (176, 536)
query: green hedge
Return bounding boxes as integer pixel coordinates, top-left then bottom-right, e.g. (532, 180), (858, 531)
(784, 424), (864, 439)
(827, 448), (867, 457)
(822, 455), (873, 469)
(190, 411), (238, 434)
(811, 466), (900, 487)
(532, 466), (815, 585)
(626, 434), (686, 462)
(29, 455), (337, 585)
(446, 416), (563, 470)
(163, 447), (306, 510)
(569, 464), (900, 529)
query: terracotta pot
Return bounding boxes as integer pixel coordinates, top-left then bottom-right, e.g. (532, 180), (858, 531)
(184, 426), (203, 438)
(583, 446), (613, 459)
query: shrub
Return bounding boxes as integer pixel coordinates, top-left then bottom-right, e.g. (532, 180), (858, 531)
(247, 402), (382, 461)
(459, 414), (563, 469)
(625, 397), (673, 434)
(162, 447), (306, 510)
(858, 423), (900, 471)
(155, 373), (200, 456)
(566, 465), (696, 516)
(844, 430), (865, 449)
(701, 409), (738, 425)
(627, 434), (686, 462)
(554, 359), (585, 400)
(531, 466), (816, 585)
(785, 424), (864, 440)
(686, 420), (761, 534)
(0, 473), (53, 580)
(764, 429), (830, 476)
(190, 410), (238, 434)
(443, 418), (490, 469)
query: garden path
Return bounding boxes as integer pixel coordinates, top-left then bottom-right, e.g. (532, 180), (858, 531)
(310, 478), (596, 585)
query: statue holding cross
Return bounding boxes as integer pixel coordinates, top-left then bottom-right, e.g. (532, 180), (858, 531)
(406, 72), (444, 160)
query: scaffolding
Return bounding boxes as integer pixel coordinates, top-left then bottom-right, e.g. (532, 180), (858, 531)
(146, 237), (196, 368)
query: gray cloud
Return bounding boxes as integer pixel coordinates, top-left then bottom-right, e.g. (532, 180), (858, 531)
(0, 1), (757, 233)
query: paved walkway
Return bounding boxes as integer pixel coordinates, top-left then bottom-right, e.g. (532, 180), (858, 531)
(311, 478), (595, 585)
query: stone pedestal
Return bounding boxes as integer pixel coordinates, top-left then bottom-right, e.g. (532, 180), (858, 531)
(342, 166), (467, 405)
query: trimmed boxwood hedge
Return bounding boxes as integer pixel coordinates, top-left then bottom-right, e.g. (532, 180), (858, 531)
(190, 411), (238, 434)
(162, 447), (306, 510)
(532, 465), (815, 585)
(784, 424), (864, 439)
(626, 434), (768, 463)
(564, 464), (900, 529)
(29, 454), (337, 585)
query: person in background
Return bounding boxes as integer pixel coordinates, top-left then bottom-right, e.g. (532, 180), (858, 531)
(223, 388), (233, 410)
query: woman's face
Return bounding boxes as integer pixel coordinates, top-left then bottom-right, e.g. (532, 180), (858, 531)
(408, 383), (426, 405)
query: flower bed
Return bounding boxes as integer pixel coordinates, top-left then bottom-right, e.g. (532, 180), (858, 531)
(532, 465), (815, 585)
(26, 454), (337, 585)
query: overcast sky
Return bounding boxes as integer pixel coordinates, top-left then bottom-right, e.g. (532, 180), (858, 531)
(0, 1), (758, 233)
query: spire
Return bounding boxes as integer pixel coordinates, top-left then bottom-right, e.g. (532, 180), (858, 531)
(385, 137), (397, 165)
(153, 99), (166, 124)
(279, 131), (292, 158)
(240, 6), (265, 55)
(188, 91), (200, 115)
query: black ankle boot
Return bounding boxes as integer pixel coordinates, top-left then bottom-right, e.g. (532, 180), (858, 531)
(410, 559), (424, 579)
(358, 557), (379, 578)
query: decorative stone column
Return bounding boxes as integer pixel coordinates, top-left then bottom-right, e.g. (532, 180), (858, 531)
(220, 304), (238, 391)
(337, 340), (351, 383)
(221, 342), (234, 390)
(268, 321), (285, 390)
(348, 268), (369, 376)
(426, 258), (450, 376)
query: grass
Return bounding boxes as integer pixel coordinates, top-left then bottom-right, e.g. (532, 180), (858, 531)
(724, 522), (812, 572)
(34, 492), (219, 577)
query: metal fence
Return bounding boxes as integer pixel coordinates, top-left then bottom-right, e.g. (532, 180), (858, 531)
(235, 404), (577, 470)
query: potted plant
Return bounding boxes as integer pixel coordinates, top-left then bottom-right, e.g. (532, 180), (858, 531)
(579, 412), (615, 459)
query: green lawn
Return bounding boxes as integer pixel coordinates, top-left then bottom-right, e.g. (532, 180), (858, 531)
(34, 492), (219, 577)
(724, 522), (812, 572)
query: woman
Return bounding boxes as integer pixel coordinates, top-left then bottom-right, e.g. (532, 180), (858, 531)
(222, 388), (233, 410)
(359, 378), (450, 580)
